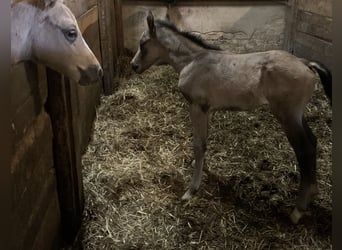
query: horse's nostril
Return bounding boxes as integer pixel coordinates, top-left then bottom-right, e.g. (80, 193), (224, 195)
(97, 66), (103, 78)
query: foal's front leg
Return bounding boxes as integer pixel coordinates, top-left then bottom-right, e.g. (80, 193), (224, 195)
(182, 104), (208, 200)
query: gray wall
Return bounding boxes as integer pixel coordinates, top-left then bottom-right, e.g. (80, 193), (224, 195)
(122, 1), (332, 70)
(123, 3), (287, 53)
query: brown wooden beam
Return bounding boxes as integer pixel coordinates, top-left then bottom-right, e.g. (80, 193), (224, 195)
(98, 0), (117, 95)
(45, 68), (83, 243)
(114, 0), (125, 56)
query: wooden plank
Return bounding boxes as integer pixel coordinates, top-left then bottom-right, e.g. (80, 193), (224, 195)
(294, 31), (332, 55)
(76, 22), (102, 153)
(77, 5), (99, 33)
(293, 31), (332, 68)
(32, 189), (60, 250)
(98, 0), (117, 95)
(296, 9), (332, 42)
(10, 63), (31, 111)
(282, 0), (297, 52)
(45, 68), (83, 243)
(11, 112), (53, 208)
(12, 169), (58, 250)
(11, 111), (54, 250)
(10, 62), (48, 145)
(114, 0), (124, 55)
(297, 0), (332, 17)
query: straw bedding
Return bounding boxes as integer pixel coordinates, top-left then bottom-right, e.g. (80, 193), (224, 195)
(81, 64), (332, 249)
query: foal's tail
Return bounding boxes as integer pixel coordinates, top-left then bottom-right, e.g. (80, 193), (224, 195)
(306, 61), (332, 105)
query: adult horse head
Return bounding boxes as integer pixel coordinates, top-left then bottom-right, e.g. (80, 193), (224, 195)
(11, 0), (103, 85)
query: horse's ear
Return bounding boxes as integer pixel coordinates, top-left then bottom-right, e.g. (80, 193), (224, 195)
(147, 11), (156, 36)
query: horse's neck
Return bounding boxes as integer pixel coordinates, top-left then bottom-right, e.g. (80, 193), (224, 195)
(158, 28), (205, 73)
(11, 2), (39, 64)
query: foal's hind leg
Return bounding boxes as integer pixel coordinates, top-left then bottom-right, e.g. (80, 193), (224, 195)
(182, 104), (209, 200)
(276, 114), (318, 223)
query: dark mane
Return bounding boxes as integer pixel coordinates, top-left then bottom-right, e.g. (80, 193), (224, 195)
(12, 0), (45, 9)
(155, 19), (222, 51)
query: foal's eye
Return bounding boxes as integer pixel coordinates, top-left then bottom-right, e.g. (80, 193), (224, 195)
(63, 28), (78, 43)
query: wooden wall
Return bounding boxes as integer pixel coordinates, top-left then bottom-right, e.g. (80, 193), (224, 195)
(10, 2), (103, 249)
(10, 62), (60, 250)
(286, 0), (332, 68)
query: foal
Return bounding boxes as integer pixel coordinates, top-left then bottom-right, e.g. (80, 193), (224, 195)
(11, 0), (103, 84)
(130, 12), (332, 224)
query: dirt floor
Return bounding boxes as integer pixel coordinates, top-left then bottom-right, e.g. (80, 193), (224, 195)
(80, 65), (332, 249)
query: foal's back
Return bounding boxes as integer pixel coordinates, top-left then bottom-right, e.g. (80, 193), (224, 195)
(178, 50), (316, 112)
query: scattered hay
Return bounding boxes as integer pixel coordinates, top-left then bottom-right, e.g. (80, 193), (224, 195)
(81, 65), (332, 249)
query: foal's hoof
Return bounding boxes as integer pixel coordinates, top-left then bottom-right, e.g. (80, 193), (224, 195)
(290, 207), (310, 224)
(181, 189), (196, 200)
(290, 207), (303, 224)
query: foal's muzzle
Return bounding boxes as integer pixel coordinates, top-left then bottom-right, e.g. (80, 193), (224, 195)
(78, 65), (103, 85)
(131, 63), (139, 73)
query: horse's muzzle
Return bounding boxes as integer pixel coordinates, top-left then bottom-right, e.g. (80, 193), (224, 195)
(78, 65), (103, 85)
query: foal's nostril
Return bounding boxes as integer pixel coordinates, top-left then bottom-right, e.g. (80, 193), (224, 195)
(132, 64), (138, 72)
(97, 66), (103, 78)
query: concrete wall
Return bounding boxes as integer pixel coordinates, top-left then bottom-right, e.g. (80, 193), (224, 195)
(123, 2), (287, 53)
(288, 0), (332, 69)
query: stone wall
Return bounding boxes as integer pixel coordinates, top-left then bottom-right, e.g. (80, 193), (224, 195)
(123, 2), (287, 54)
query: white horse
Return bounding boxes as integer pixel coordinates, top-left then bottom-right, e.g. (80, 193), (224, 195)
(11, 0), (103, 85)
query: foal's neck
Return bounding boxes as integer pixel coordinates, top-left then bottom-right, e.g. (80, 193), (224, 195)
(11, 2), (39, 64)
(158, 28), (206, 73)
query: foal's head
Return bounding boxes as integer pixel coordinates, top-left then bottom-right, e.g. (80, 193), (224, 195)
(13, 0), (103, 84)
(130, 11), (169, 74)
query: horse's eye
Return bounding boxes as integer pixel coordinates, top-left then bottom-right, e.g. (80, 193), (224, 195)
(63, 29), (77, 42)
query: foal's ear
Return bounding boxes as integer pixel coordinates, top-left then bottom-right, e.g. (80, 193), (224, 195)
(147, 11), (156, 36)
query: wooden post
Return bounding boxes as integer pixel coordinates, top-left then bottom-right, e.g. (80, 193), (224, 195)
(98, 0), (117, 95)
(283, 0), (298, 53)
(114, 0), (124, 57)
(45, 68), (83, 243)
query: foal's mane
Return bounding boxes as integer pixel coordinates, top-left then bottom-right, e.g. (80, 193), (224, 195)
(155, 19), (222, 51)
(11, 0), (48, 10)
